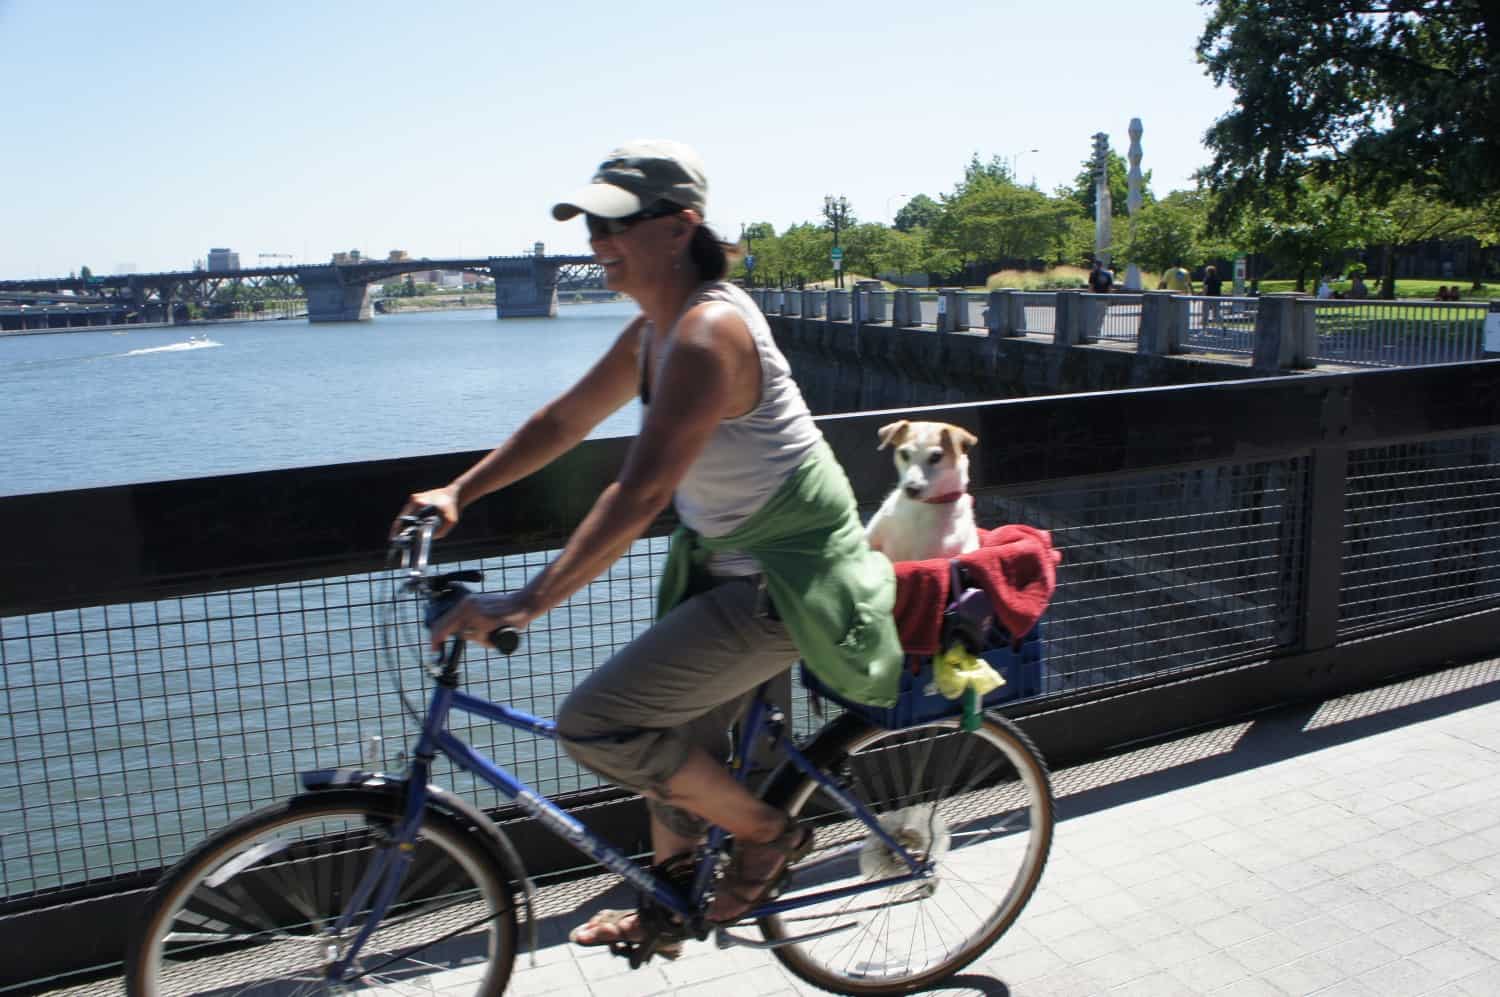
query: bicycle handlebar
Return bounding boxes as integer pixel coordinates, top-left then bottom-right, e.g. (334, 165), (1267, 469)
(391, 509), (520, 656)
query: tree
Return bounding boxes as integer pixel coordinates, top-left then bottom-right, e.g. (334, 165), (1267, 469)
(1356, 185), (1480, 297)
(933, 171), (1080, 270)
(840, 223), (891, 282)
(1198, 0), (1500, 220)
(1466, 198), (1500, 290)
(893, 194), (940, 232)
(1120, 193), (1205, 275)
(1266, 183), (1369, 291)
(79, 265), (93, 283)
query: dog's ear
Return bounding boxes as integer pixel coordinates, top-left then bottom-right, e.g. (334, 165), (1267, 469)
(877, 421), (910, 450)
(940, 425), (979, 458)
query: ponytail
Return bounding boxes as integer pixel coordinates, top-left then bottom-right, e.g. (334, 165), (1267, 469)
(688, 224), (738, 281)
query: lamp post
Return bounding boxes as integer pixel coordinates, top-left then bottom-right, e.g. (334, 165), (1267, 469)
(740, 222), (756, 288)
(823, 195), (851, 289)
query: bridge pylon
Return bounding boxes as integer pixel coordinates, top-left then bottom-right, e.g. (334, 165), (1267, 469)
(299, 266), (372, 323)
(490, 257), (557, 318)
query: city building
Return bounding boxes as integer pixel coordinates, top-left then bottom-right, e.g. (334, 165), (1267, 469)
(206, 248), (240, 272)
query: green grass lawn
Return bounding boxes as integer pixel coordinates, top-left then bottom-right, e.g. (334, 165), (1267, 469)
(1258, 277), (1492, 301)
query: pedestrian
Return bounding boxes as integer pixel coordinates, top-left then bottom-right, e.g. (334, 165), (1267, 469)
(1159, 263), (1194, 293)
(1316, 278), (1334, 299)
(1088, 259), (1113, 293)
(1349, 272), (1369, 298)
(1201, 264), (1223, 325)
(1201, 265), (1223, 297)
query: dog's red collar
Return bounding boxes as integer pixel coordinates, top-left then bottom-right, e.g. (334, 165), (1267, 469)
(922, 491), (965, 505)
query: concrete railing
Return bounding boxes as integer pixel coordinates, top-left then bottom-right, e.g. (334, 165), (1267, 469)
(745, 287), (1493, 371)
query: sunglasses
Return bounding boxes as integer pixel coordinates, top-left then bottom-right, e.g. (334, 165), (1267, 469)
(585, 201), (682, 240)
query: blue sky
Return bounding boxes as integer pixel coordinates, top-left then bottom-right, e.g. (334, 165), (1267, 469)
(0, 1), (1235, 277)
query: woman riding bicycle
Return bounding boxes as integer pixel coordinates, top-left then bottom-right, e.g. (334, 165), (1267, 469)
(394, 140), (903, 954)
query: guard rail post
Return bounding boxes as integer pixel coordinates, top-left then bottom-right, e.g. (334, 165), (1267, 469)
(1251, 293), (1303, 371)
(1054, 290), (1085, 347)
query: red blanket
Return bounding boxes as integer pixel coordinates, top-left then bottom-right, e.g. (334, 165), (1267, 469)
(890, 525), (1061, 654)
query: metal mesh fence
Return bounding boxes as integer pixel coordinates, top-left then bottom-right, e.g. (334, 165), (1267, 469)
(1182, 296), (1258, 356)
(1087, 293), (1142, 344)
(1014, 292), (1056, 335)
(976, 457), (1307, 695)
(1340, 432), (1500, 634)
(1308, 300), (1486, 367)
(0, 536), (669, 901)
(7, 432), (1498, 907)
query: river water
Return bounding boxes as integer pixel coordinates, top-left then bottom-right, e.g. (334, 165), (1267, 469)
(1, 304), (659, 898)
(0, 302), (642, 496)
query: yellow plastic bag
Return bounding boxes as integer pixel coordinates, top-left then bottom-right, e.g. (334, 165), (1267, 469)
(933, 645), (1005, 731)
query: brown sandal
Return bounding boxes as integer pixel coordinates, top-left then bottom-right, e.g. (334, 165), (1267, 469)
(711, 815), (814, 923)
(568, 908), (683, 961)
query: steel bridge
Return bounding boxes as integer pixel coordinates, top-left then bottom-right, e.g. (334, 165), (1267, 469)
(0, 255), (604, 326)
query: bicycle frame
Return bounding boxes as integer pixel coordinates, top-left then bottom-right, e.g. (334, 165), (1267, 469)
(321, 637), (934, 980)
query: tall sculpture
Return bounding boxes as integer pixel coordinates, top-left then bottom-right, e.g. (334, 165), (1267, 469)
(1092, 132), (1112, 270)
(1124, 118), (1144, 290)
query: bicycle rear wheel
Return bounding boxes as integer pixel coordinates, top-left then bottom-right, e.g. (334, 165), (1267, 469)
(759, 714), (1053, 995)
(126, 790), (516, 996)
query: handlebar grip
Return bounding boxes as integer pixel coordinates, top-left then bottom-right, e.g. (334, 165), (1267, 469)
(489, 627), (520, 655)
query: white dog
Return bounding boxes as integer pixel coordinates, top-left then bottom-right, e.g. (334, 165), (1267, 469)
(865, 420), (981, 563)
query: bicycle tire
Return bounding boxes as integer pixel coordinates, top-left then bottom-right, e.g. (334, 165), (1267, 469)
(758, 713), (1054, 995)
(126, 789), (517, 996)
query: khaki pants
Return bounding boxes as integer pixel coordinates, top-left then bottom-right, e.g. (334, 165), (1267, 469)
(555, 575), (799, 836)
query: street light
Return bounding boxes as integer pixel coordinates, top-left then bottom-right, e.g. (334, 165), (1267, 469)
(740, 222), (756, 287)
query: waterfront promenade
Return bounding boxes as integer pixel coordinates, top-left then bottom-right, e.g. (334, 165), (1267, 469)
(35, 654), (1500, 996)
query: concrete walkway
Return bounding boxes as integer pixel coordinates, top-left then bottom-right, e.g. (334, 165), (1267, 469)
(39, 656), (1500, 996)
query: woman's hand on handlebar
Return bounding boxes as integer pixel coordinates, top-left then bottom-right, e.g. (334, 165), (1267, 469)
(430, 590), (535, 652)
(391, 485), (461, 540)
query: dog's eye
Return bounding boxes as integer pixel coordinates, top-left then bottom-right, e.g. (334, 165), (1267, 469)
(927, 452), (942, 466)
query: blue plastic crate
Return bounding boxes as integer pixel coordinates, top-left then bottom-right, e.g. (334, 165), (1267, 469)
(801, 622), (1044, 730)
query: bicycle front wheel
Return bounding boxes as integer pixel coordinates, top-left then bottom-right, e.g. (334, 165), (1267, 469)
(126, 790), (517, 996)
(759, 714), (1054, 995)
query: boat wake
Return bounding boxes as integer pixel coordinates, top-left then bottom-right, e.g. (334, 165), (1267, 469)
(121, 337), (222, 357)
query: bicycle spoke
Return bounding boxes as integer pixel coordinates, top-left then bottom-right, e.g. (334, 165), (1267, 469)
(763, 718), (1053, 992)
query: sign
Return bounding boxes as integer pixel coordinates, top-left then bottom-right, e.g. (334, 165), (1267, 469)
(1233, 255), (1247, 295)
(832, 259), (842, 270)
(831, 247), (844, 261)
(745, 254), (755, 271)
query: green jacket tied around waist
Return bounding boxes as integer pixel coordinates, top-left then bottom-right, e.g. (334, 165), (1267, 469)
(656, 440), (904, 708)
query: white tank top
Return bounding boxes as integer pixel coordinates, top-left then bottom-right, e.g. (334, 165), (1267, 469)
(641, 281), (822, 574)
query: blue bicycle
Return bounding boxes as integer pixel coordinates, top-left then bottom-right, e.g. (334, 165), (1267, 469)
(126, 513), (1054, 995)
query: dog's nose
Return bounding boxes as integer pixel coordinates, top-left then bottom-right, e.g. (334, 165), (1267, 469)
(904, 484), (923, 498)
